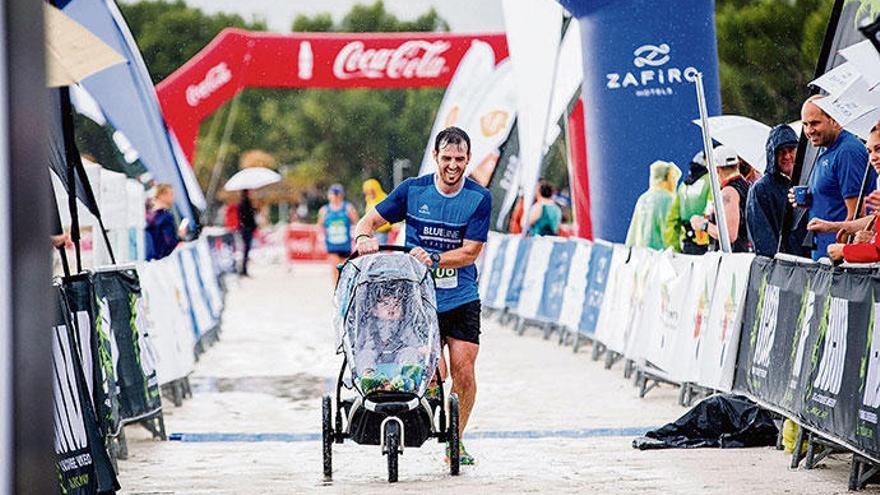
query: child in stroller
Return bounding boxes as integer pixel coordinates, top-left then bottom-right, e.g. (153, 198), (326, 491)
(324, 248), (461, 483)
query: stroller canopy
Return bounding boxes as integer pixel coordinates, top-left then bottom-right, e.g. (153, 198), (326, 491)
(334, 253), (440, 396)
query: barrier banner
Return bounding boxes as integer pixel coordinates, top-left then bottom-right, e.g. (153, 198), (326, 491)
(670, 253), (720, 383)
(593, 245), (634, 352)
(734, 257), (828, 416)
(482, 235), (510, 308)
(857, 272), (880, 457)
(189, 247), (217, 320)
(207, 231), (237, 274)
(558, 240), (592, 331)
(504, 237), (533, 310)
(697, 253), (755, 392)
(137, 260), (196, 385)
(517, 237), (555, 319)
(177, 247), (215, 338)
(196, 237), (225, 314)
(478, 231), (502, 300)
(53, 287), (118, 494)
(537, 239), (577, 323)
(800, 268), (874, 455)
(286, 224), (327, 261)
(577, 241), (613, 336)
(639, 252), (694, 372)
(61, 275), (120, 439)
(621, 248), (658, 359)
(94, 269), (162, 422)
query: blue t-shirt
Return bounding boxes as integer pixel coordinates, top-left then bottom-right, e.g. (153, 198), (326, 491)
(323, 201), (353, 254)
(808, 130), (873, 260)
(376, 174), (491, 312)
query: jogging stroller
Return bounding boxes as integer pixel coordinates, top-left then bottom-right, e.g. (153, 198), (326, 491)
(323, 246), (460, 483)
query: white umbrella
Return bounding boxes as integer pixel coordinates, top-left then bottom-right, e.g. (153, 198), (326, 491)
(692, 115), (771, 173)
(44, 4), (126, 88)
(223, 167), (281, 191)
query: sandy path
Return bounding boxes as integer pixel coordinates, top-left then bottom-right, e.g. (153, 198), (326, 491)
(117, 260), (878, 494)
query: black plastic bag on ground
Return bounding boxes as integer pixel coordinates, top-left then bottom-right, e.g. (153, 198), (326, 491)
(632, 394), (778, 450)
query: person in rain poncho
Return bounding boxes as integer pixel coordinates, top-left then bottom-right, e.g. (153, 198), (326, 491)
(362, 179), (392, 244)
(746, 124), (804, 257)
(626, 160), (681, 250)
(664, 152), (712, 254)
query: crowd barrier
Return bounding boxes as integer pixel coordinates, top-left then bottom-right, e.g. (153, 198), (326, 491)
(52, 236), (232, 494)
(481, 232), (880, 487)
(480, 233), (752, 394)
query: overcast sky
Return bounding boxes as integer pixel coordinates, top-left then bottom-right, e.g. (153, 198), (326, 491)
(179, 0), (506, 33)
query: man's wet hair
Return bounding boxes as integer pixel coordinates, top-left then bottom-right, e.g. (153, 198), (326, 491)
(434, 126), (471, 154)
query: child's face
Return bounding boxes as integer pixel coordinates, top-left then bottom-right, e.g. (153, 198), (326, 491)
(375, 296), (401, 321)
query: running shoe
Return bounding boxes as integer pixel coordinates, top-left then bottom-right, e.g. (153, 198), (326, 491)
(445, 441), (475, 465)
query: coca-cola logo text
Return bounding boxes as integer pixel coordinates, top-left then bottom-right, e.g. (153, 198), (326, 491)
(186, 62), (232, 107)
(333, 40), (450, 80)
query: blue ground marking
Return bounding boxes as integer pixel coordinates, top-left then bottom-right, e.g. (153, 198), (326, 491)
(168, 427), (653, 443)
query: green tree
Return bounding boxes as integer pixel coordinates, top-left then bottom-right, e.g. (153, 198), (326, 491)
(120, 0), (266, 84)
(715, 0), (834, 124)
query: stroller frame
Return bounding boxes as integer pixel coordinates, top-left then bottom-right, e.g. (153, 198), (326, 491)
(323, 246), (460, 483)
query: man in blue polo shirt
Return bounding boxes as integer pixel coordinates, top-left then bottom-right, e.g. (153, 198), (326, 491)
(793, 96), (873, 260)
(354, 126), (491, 467)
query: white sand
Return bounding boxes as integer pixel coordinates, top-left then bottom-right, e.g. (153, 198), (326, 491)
(117, 260), (878, 494)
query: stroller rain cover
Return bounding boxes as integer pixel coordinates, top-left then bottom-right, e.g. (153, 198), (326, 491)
(334, 252), (441, 397)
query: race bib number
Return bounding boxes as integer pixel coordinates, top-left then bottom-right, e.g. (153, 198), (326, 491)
(432, 267), (459, 289)
(327, 221), (349, 245)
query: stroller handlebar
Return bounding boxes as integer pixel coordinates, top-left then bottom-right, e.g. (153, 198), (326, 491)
(339, 244), (410, 267)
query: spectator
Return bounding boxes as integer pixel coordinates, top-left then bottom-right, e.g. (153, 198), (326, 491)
(318, 183), (359, 283)
(813, 124), (880, 262)
(791, 96), (873, 260)
(740, 160), (763, 185)
(626, 160), (681, 250)
(664, 151), (712, 254)
(238, 190), (257, 276)
(362, 179), (392, 244)
(145, 183), (179, 261)
(746, 124), (802, 257)
(690, 145), (752, 252)
(527, 181), (562, 236)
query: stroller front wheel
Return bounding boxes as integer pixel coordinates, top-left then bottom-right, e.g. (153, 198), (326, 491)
(322, 395), (333, 480)
(384, 421), (400, 483)
(448, 393), (460, 476)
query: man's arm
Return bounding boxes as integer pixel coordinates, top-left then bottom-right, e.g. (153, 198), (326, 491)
(706, 187), (739, 242)
(353, 208), (391, 254)
(347, 203), (359, 224)
(410, 240), (484, 269)
(527, 202), (542, 228)
(316, 206), (326, 227)
(845, 196), (859, 221)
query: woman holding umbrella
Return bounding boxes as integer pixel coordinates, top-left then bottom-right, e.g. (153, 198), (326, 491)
(224, 167), (281, 276)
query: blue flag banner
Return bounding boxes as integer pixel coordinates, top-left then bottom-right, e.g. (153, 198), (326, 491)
(483, 236), (510, 307)
(578, 241), (613, 336)
(504, 238), (533, 310)
(537, 240), (576, 322)
(557, 0), (722, 242)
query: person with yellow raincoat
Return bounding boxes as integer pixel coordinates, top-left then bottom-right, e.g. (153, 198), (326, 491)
(363, 179), (393, 244)
(625, 160), (682, 250)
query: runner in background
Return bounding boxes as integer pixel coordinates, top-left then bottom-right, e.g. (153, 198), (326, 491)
(362, 179), (392, 244)
(318, 183), (359, 283)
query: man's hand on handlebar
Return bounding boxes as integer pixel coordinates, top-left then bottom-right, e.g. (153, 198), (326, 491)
(355, 235), (379, 255)
(409, 246), (432, 267)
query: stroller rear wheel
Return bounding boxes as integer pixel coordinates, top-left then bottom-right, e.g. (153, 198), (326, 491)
(448, 393), (460, 476)
(322, 396), (333, 480)
(384, 421), (400, 483)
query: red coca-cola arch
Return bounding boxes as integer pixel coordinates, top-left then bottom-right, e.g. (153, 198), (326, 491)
(156, 28), (509, 162)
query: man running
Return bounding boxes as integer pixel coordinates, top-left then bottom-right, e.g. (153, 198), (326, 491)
(354, 126), (491, 466)
(318, 184), (359, 284)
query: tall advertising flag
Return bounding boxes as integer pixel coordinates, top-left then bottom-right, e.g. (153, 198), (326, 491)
(557, 0), (722, 243)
